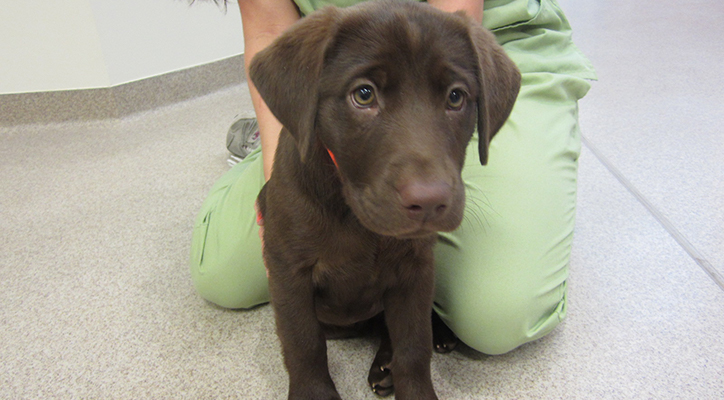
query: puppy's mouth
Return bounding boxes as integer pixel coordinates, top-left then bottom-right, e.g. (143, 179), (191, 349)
(359, 213), (460, 239)
(391, 225), (441, 239)
(358, 216), (438, 239)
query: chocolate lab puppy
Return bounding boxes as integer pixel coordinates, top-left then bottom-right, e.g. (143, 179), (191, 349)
(251, 1), (520, 399)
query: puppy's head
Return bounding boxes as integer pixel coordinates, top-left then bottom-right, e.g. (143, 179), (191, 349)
(250, 0), (520, 237)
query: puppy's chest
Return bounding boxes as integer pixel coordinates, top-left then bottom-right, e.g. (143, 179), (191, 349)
(312, 238), (389, 297)
(311, 237), (409, 326)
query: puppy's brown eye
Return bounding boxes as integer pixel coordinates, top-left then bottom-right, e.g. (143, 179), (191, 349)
(352, 85), (376, 107)
(447, 89), (465, 110)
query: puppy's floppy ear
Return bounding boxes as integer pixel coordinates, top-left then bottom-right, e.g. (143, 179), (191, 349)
(249, 7), (341, 162)
(465, 20), (521, 165)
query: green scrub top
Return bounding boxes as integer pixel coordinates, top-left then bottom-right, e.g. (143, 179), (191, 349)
(292, 0), (596, 80)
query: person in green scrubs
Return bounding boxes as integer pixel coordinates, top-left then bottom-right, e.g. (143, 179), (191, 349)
(191, 0), (595, 355)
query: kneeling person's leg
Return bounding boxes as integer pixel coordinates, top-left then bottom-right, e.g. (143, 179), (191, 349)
(190, 148), (269, 309)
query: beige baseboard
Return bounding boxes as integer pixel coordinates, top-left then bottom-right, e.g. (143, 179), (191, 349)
(0, 54), (244, 126)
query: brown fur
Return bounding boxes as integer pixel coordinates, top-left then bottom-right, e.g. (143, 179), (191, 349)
(250, 1), (520, 399)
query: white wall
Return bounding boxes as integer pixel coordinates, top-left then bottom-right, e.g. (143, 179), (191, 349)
(0, 0), (110, 94)
(90, 0), (244, 87)
(0, 0), (244, 95)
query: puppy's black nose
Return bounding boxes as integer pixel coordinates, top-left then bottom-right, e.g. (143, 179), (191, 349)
(398, 182), (451, 221)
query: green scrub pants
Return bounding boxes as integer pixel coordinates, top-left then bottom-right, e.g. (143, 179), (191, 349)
(190, 0), (595, 355)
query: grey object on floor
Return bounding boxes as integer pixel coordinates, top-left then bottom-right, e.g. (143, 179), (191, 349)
(226, 117), (260, 166)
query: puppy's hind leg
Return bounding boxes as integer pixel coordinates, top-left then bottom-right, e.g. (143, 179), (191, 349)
(368, 314), (394, 397)
(432, 310), (459, 353)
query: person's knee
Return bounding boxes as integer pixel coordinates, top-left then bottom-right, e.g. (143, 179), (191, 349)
(190, 219), (268, 309)
(191, 260), (269, 309)
(447, 300), (531, 355)
(444, 291), (566, 355)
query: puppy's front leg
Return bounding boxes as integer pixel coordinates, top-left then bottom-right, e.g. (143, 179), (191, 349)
(383, 252), (438, 400)
(267, 265), (340, 400)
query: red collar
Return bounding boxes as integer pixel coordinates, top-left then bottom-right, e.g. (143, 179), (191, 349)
(326, 148), (339, 170)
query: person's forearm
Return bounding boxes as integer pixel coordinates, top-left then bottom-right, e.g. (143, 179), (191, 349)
(239, 0), (300, 180)
(427, 0), (484, 23)
(246, 78), (282, 181)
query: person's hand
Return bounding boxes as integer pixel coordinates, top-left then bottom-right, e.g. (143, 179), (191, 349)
(428, 0), (484, 24)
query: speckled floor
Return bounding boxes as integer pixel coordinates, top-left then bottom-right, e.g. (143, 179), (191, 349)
(1, 0), (722, 398)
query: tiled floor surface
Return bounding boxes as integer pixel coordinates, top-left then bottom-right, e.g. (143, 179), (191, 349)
(1, 0), (722, 398)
